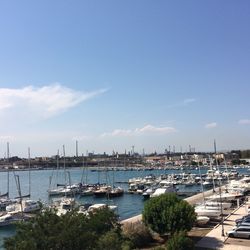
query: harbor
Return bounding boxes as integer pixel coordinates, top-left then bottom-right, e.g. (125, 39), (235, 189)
(0, 164), (250, 248)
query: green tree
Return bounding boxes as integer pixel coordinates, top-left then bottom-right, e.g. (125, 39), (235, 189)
(166, 231), (194, 250)
(4, 207), (122, 250)
(142, 193), (196, 235)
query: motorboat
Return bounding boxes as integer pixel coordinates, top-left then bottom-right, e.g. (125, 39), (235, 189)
(107, 187), (124, 198)
(195, 207), (221, 218)
(196, 216), (210, 226)
(150, 186), (176, 198)
(6, 199), (41, 213)
(52, 197), (76, 216)
(0, 213), (22, 227)
(203, 200), (232, 209)
(87, 203), (117, 213)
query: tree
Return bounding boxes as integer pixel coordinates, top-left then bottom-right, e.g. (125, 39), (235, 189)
(142, 193), (196, 235)
(4, 207), (123, 250)
(166, 231), (194, 250)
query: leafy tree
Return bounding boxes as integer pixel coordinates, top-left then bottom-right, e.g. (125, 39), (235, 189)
(142, 193), (196, 235)
(166, 231), (194, 250)
(4, 207), (122, 250)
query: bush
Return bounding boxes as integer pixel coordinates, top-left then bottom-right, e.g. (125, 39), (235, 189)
(96, 229), (122, 250)
(122, 221), (153, 248)
(166, 231), (194, 250)
(4, 207), (122, 250)
(143, 193), (196, 235)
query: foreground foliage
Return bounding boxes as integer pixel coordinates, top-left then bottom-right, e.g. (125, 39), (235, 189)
(122, 221), (153, 248)
(166, 231), (194, 250)
(4, 207), (123, 250)
(142, 193), (196, 235)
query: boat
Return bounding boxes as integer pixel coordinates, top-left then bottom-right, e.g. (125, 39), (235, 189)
(202, 200), (232, 209)
(208, 192), (241, 202)
(6, 199), (41, 213)
(51, 197), (76, 216)
(107, 187), (124, 198)
(87, 203), (117, 213)
(142, 188), (155, 199)
(195, 207), (221, 218)
(0, 213), (22, 227)
(150, 186), (176, 198)
(196, 216), (210, 226)
(94, 186), (111, 197)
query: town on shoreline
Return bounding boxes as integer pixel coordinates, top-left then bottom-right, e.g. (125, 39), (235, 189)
(1, 149), (250, 171)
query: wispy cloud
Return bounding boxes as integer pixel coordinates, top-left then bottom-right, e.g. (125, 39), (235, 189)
(168, 98), (196, 108)
(72, 135), (92, 141)
(0, 135), (13, 141)
(0, 84), (107, 118)
(238, 119), (250, 125)
(205, 122), (217, 129)
(101, 124), (177, 137)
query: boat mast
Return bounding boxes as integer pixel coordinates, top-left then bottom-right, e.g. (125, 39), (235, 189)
(214, 139), (225, 236)
(198, 163), (205, 206)
(28, 147), (31, 196)
(15, 175), (24, 219)
(63, 145), (66, 187)
(7, 142), (10, 198)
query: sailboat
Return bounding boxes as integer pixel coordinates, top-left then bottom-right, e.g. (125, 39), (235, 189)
(195, 160), (221, 219)
(106, 154), (124, 198)
(7, 148), (41, 214)
(48, 149), (67, 196)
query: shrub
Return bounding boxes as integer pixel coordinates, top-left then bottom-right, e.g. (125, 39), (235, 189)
(122, 221), (153, 248)
(166, 231), (194, 250)
(143, 193), (196, 235)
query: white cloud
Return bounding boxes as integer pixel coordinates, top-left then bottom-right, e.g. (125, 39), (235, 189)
(183, 98), (196, 105)
(168, 98), (196, 108)
(0, 135), (13, 141)
(238, 119), (250, 125)
(72, 135), (92, 141)
(101, 124), (177, 137)
(0, 84), (107, 118)
(205, 122), (217, 129)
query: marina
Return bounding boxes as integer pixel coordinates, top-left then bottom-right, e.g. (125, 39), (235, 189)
(0, 166), (249, 240)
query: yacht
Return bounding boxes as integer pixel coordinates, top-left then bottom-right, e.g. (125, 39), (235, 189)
(6, 199), (41, 213)
(0, 213), (22, 227)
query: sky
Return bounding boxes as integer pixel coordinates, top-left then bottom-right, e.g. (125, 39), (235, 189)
(0, 0), (249, 157)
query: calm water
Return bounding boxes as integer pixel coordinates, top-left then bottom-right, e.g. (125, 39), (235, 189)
(0, 167), (249, 248)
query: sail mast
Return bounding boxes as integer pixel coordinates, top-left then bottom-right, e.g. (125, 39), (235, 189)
(28, 147), (31, 196)
(7, 142), (10, 198)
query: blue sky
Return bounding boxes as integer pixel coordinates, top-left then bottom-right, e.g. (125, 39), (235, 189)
(0, 1), (249, 157)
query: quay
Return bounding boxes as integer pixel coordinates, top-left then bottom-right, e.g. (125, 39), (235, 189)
(121, 186), (221, 225)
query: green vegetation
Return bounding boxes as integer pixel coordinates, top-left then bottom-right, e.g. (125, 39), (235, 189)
(142, 193), (196, 235)
(4, 194), (197, 250)
(122, 221), (153, 248)
(166, 231), (194, 250)
(4, 207), (124, 250)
